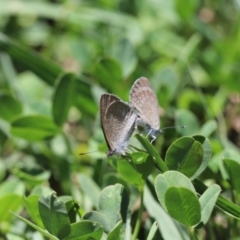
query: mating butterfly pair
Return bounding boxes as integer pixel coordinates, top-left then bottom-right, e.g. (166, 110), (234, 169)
(100, 77), (162, 156)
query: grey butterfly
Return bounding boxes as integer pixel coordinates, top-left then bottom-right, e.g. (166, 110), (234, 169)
(100, 93), (137, 156)
(130, 77), (162, 141)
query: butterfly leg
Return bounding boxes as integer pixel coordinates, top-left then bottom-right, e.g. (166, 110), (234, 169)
(150, 135), (156, 143)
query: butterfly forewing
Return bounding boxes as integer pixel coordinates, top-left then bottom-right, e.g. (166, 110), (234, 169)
(130, 77), (160, 130)
(100, 94), (137, 156)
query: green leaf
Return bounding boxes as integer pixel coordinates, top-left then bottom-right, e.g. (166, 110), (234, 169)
(95, 57), (122, 91)
(223, 159), (240, 194)
(11, 211), (58, 240)
(175, 0), (198, 22)
(190, 135), (212, 180)
(77, 174), (101, 208)
(131, 151), (149, 164)
(155, 171), (196, 210)
(118, 155), (154, 188)
(24, 195), (44, 228)
(135, 134), (168, 172)
(38, 193), (71, 239)
(11, 115), (59, 141)
(146, 221), (158, 240)
(75, 79), (98, 117)
(199, 120), (217, 137)
(0, 177), (25, 196)
(12, 167), (50, 186)
(194, 179), (240, 218)
(199, 184), (221, 225)
(118, 159), (144, 187)
(107, 220), (122, 240)
(63, 221), (103, 240)
(59, 196), (80, 223)
(112, 38), (137, 78)
(165, 137), (204, 178)
(152, 67), (179, 105)
(165, 187), (201, 227)
(0, 33), (61, 86)
(144, 186), (189, 240)
(52, 73), (77, 126)
(0, 194), (22, 221)
(175, 109), (199, 136)
(0, 93), (22, 121)
(83, 184), (129, 234)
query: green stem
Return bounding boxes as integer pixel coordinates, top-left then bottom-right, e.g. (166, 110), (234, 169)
(188, 227), (198, 240)
(132, 187), (144, 240)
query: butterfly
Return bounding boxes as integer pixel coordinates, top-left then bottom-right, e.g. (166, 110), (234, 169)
(100, 93), (137, 156)
(130, 77), (162, 142)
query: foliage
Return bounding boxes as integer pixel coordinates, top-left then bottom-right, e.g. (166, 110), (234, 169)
(0, 0), (240, 239)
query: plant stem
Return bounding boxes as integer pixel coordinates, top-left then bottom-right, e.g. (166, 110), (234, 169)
(188, 227), (198, 240)
(132, 187), (144, 240)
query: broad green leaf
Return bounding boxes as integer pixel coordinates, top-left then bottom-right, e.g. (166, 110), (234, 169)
(118, 160), (144, 187)
(63, 221), (103, 240)
(165, 187), (201, 227)
(0, 194), (22, 221)
(0, 93), (22, 121)
(199, 184), (221, 225)
(11, 211), (58, 240)
(223, 159), (240, 194)
(155, 171), (195, 210)
(83, 184), (129, 234)
(24, 195), (44, 228)
(175, 109), (199, 136)
(190, 135), (212, 180)
(218, 150), (240, 180)
(135, 134), (168, 172)
(95, 57), (122, 91)
(11, 115), (59, 141)
(118, 155), (154, 188)
(77, 173), (101, 208)
(144, 186), (189, 240)
(194, 179), (240, 218)
(38, 193), (71, 239)
(112, 39), (137, 78)
(52, 73), (77, 126)
(165, 137), (204, 178)
(107, 220), (122, 240)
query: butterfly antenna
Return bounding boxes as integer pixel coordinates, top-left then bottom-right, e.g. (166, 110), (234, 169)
(79, 150), (99, 156)
(161, 125), (186, 131)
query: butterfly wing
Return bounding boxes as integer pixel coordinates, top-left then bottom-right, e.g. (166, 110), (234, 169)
(100, 94), (137, 155)
(130, 77), (160, 131)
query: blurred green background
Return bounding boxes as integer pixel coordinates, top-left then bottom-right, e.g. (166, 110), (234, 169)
(0, 0), (240, 239)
